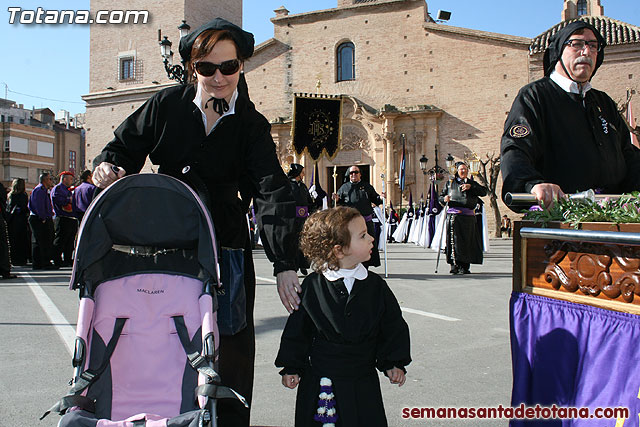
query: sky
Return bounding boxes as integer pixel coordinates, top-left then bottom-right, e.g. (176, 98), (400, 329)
(1, 0), (638, 116)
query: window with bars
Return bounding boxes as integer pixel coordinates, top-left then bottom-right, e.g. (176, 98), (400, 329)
(119, 57), (135, 81)
(337, 42), (355, 82)
(69, 150), (76, 172)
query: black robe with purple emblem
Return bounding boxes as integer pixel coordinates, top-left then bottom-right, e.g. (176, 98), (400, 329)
(289, 178), (315, 271)
(501, 77), (640, 211)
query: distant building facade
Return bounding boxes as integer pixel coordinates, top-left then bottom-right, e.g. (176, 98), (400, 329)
(0, 100), (85, 190)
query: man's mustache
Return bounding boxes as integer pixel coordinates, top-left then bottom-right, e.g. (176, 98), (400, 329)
(575, 57), (593, 66)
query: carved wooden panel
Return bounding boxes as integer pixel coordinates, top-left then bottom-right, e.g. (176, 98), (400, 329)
(514, 221), (640, 314)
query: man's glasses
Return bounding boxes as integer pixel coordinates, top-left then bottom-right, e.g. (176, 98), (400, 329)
(194, 59), (240, 76)
(349, 171), (360, 175)
(564, 39), (601, 52)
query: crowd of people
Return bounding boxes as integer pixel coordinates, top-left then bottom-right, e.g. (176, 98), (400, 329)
(0, 170), (96, 276)
(27, 17), (639, 427)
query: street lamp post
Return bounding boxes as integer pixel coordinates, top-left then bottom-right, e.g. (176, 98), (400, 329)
(419, 154), (429, 205)
(159, 20), (191, 85)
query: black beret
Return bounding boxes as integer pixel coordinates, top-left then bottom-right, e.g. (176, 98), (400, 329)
(287, 163), (304, 178)
(179, 17), (255, 63)
(543, 20), (605, 78)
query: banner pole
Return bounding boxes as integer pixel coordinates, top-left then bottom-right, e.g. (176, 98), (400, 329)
(381, 173), (388, 278)
(333, 166), (338, 207)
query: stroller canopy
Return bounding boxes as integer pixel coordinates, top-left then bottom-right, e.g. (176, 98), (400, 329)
(70, 173), (219, 291)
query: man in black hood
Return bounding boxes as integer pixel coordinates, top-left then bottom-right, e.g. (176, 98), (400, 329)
(501, 20), (640, 209)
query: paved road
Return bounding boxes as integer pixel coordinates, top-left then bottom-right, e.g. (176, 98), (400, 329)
(0, 239), (514, 427)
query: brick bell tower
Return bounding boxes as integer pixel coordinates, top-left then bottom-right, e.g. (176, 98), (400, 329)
(83, 0), (242, 170)
(561, 0), (604, 21)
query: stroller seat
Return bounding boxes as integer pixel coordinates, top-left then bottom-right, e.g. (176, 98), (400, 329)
(43, 174), (246, 427)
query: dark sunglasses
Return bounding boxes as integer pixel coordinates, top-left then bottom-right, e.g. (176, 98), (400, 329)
(194, 59), (240, 76)
(349, 171), (360, 175)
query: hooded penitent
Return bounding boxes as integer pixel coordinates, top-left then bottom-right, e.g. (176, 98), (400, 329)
(287, 163), (304, 179)
(542, 20), (605, 80)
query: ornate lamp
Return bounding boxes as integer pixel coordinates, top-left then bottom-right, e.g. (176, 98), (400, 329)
(178, 20), (191, 38)
(446, 153), (455, 174)
(427, 146), (446, 181)
(419, 154), (429, 175)
(464, 152), (481, 175)
(159, 21), (191, 85)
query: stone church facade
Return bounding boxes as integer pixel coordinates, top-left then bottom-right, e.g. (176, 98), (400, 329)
(83, 0), (640, 227)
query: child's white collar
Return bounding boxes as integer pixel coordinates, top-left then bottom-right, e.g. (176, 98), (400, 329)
(322, 263), (368, 294)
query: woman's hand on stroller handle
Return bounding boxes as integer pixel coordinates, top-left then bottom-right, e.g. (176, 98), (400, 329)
(93, 162), (127, 189)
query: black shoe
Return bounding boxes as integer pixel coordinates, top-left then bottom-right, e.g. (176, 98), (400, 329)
(462, 268), (471, 274)
(449, 266), (459, 275)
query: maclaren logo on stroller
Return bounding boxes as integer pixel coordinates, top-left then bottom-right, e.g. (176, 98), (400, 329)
(136, 288), (165, 295)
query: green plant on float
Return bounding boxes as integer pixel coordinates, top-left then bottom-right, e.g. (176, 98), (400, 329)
(522, 192), (640, 228)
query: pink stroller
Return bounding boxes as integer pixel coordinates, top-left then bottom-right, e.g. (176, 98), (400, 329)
(42, 173), (247, 426)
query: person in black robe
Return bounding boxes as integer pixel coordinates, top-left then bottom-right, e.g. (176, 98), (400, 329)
(276, 207), (411, 427)
(439, 162), (487, 274)
(288, 163), (314, 275)
(334, 165), (384, 267)
(0, 182), (16, 279)
(403, 205), (415, 243)
(387, 203), (399, 242)
(7, 178), (30, 266)
(92, 18), (298, 427)
(501, 21), (640, 210)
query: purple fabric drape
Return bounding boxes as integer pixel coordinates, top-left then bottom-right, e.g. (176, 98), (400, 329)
(510, 291), (640, 426)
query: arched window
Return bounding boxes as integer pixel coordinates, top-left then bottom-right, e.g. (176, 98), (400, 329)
(577, 0), (587, 16)
(337, 42), (355, 82)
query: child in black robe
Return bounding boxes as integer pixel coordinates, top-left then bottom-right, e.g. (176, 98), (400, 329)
(275, 207), (411, 426)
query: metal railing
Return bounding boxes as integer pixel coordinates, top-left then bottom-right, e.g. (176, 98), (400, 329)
(520, 227), (640, 246)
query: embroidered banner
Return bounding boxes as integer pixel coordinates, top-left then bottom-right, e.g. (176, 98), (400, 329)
(510, 291), (640, 426)
(292, 94), (342, 160)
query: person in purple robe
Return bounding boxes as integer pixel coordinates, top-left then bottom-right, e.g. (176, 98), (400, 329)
(28, 173), (56, 270)
(73, 170), (97, 223)
(51, 171), (78, 267)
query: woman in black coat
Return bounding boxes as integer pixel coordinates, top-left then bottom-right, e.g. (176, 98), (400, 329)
(439, 162), (487, 274)
(92, 18), (298, 427)
(7, 178), (30, 266)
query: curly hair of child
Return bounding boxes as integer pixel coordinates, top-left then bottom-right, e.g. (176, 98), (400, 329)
(299, 206), (362, 272)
